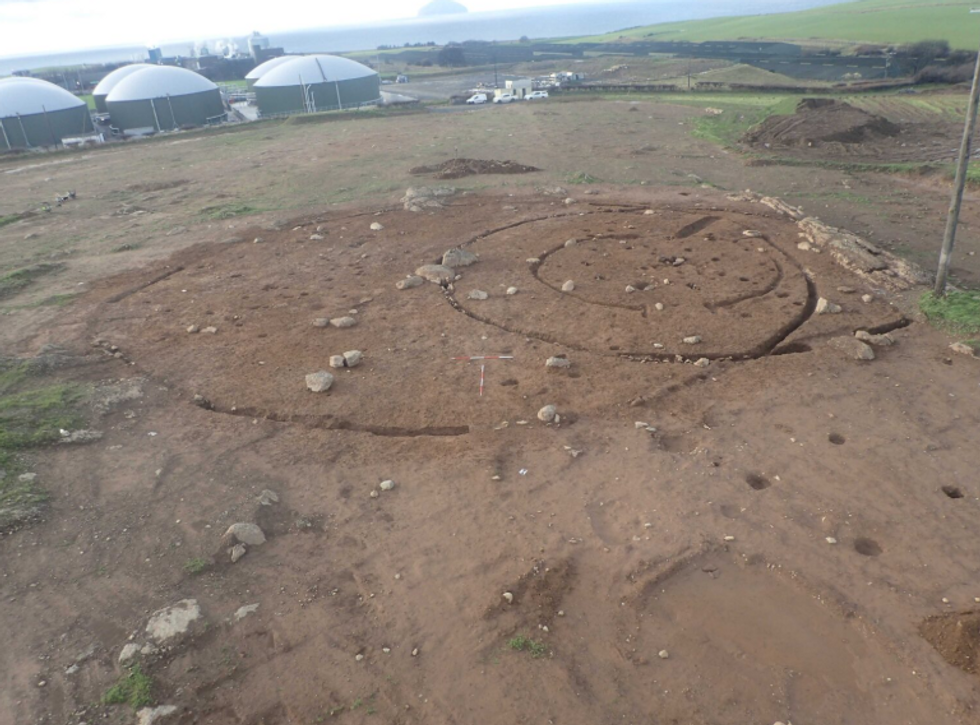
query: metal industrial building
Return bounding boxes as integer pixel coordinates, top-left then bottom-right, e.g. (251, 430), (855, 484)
(244, 55), (298, 90)
(92, 64), (154, 113)
(253, 55), (380, 116)
(104, 66), (225, 134)
(0, 77), (94, 151)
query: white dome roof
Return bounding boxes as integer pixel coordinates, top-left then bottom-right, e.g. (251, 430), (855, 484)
(254, 55), (377, 88)
(93, 64), (156, 97)
(106, 66), (218, 102)
(245, 55), (300, 81)
(0, 78), (86, 118)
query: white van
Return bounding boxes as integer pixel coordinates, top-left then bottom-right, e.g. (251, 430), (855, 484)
(466, 93), (488, 105)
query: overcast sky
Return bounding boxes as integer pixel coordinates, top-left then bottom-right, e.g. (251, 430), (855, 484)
(0, 0), (609, 58)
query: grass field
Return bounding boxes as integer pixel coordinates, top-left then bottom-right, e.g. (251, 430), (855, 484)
(569, 0), (980, 50)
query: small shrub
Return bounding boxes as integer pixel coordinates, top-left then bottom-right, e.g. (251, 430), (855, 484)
(508, 634), (548, 658)
(102, 664), (154, 709)
(183, 557), (209, 575)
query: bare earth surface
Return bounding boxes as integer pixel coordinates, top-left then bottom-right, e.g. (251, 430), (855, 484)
(1, 98), (980, 725)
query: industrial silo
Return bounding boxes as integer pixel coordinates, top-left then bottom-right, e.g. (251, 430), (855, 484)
(92, 64), (154, 113)
(253, 55), (380, 116)
(244, 55), (298, 90)
(0, 77), (94, 151)
(105, 66), (225, 134)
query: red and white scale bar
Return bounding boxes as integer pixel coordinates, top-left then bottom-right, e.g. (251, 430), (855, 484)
(452, 356), (514, 396)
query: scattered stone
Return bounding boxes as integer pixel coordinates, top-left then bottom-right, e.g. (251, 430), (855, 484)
(380, 479), (395, 491)
(634, 421), (650, 429)
(186, 325), (199, 334)
(442, 248), (479, 268)
(415, 264), (455, 284)
(312, 318), (330, 328)
(306, 371), (334, 392)
(18, 472), (36, 483)
(694, 358), (710, 368)
(192, 394), (213, 410)
(815, 298), (842, 315)
(743, 230), (763, 238)
(225, 523), (266, 546)
(654, 302), (665, 312)
(563, 197), (576, 205)
(537, 405), (558, 423)
(201, 326), (218, 334)
(330, 316), (357, 328)
(826, 537), (838, 545)
(658, 650), (670, 659)
(855, 330), (895, 346)
(468, 289), (489, 301)
(369, 490), (379, 499)
(861, 294), (874, 303)
(837, 286), (857, 294)
(546, 356), (571, 369)
(682, 336), (702, 345)
(503, 592), (514, 604)
(564, 238), (577, 248)
(828, 337), (875, 361)
(118, 643), (140, 663)
(145, 599), (202, 644)
(253, 237), (263, 244)
(644, 209), (655, 215)
(310, 234), (324, 241)
(229, 543), (246, 563)
(234, 604), (259, 621)
(370, 222), (384, 231)
(506, 286), (519, 296)
(561, 280), (575, 292)
(343, 350), (363, 367)
(329, 355), (346, 369)
(673, 257), (686, 267)
(625, 285), (637, 293)
(396, 275), (424, 290)
(136, 705), (179, 725)
(797, 241), (812, 251)
(59, 429), (103, 444)
(526, 257), (541, 265)
(412, 648), (419, 657)
(258, 490), (279, 506)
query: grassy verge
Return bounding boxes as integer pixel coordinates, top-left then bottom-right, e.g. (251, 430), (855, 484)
(920, 290), (980, 336)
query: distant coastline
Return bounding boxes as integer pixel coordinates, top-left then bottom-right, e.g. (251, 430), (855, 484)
(0, 0), (845, 75)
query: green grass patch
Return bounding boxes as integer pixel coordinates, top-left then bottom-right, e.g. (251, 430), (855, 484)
(920, 290), (980, 335)
(566, 171), (599, 184)
(508, 634), (548, 658)
(200, 202), (259, 220)
(101, 664), (154, 709)
(0, 263), (64, 302)
(183, 557), (209, 575)
(0, 214), (24, 229)
(0, 382), (86, 450)
(564, 0), (980, 50)
(692, 96), (799, 147)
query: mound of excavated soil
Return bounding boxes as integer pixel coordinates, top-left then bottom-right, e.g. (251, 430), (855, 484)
(410, 158), (541, 179)
(745, 99), (901, 148)
(921, 611), (980, 675)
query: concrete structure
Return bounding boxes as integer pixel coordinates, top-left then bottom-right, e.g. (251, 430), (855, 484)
(105, 66), (225, 134)
(497, 78), (533, 100)
(245, 55), (298, 90)
(253, 55), (380, 116)
(92, 64), (155, 113)
(0, 77), (94, 151)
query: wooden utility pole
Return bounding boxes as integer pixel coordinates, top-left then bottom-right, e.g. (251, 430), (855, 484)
(935, 10), (980, 296)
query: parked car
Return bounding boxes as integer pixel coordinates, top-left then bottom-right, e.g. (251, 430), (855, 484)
(525, 91), (549, 101)
(493, 93), (515, 104)
(466, 93), (488, 105)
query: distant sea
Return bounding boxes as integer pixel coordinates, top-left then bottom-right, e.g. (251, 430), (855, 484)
(0, 0), (845, 75)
